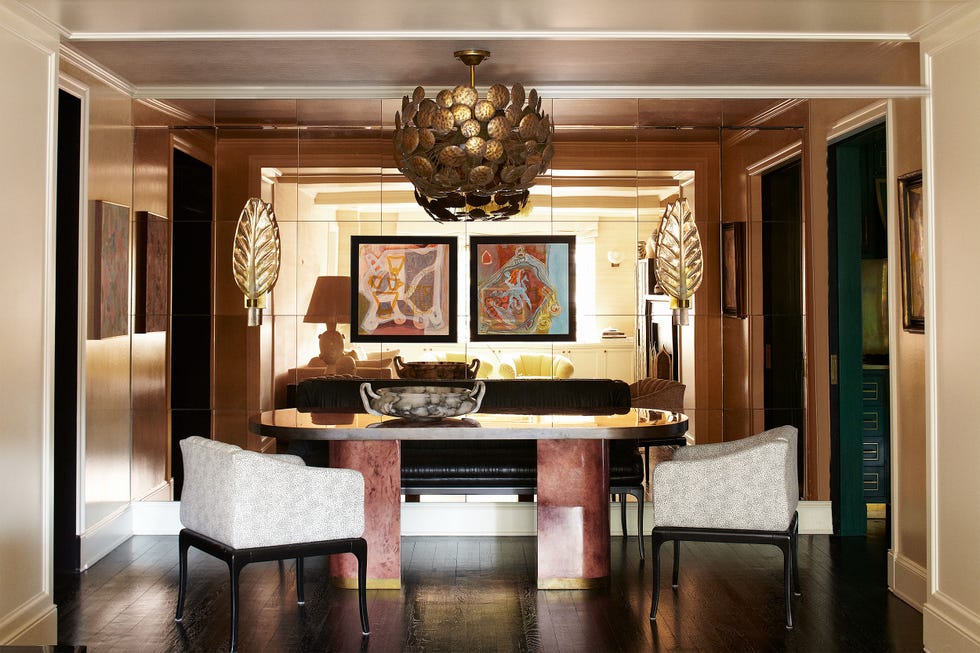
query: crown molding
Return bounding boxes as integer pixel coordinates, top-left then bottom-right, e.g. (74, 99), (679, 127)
(67, 29), (913, 42)
(59, 44), (134, 97)
(133, 84), (930, 101)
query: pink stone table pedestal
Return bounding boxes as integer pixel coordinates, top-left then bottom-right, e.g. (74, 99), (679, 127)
(329, 440), (402, 589)
(537, 439), (610, 589)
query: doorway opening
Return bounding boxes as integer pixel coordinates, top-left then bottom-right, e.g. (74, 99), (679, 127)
(829, 121), (890, 537)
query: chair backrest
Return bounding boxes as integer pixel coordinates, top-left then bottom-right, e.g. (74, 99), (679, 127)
(656, 425), (799, 531)
(630, 377), (685, 412)
(180, 435), (366, 549)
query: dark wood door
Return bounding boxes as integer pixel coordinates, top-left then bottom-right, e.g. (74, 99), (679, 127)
(170, 148), (213, 499)
(54, 89), (82, 576)
(828, 121), (888, 536)
(761, 159), (805, 491)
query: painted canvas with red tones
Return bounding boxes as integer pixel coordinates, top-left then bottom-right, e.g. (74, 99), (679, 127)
(470, 236), (575, 341)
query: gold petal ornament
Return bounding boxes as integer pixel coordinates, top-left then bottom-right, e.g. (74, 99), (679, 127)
(654, 198), (704, 325)
(232, 198), (282, 327)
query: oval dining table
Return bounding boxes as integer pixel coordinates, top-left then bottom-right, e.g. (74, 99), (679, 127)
(250, 407), (688, 590)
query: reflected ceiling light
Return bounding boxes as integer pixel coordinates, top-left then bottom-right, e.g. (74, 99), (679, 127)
(232, 198), (281, 326)
(654, 197), (703, 326)
(393, 49), (555, 222)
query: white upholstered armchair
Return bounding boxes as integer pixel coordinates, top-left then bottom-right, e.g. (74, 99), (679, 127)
(649, 425), (801, 628)
(175, 436), (369, 651)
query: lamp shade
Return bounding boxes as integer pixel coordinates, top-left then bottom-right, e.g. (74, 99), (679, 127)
(304, 276), (351, 326)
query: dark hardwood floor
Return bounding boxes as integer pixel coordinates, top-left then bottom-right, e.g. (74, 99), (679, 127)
(55, 520), (922, 652)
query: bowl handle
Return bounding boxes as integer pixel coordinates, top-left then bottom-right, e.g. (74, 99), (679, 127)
(392, 355), (407, 376)
(468, 380), (486, 412)
(359, 382), (383, 416)
(467, 358), (481, 378)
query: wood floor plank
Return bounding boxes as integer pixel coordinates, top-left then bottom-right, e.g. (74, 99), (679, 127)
(56, 521), (922, 652)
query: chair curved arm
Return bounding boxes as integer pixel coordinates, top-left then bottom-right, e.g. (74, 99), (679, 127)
(653, 435), (797, 531)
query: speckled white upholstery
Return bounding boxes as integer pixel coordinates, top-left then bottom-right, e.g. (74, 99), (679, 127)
(179, 436), (365, 549)
(653, 425), (799, 532)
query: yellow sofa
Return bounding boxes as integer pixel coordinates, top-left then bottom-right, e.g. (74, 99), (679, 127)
(498, 353), (574, 379)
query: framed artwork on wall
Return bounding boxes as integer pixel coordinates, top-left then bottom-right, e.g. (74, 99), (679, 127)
(470, 235), (576, 341)
(898, 171), (925, 332)
(91, 200), (130, 339)
(134, 211), (169, 333)
(722, 221), (746, 318)
(350, 235), (457, 342)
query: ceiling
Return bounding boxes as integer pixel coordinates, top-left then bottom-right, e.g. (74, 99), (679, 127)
(18, 0), (972, 98)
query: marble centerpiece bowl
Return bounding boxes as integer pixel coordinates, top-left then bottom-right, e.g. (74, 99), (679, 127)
(359, 381), (486, 422)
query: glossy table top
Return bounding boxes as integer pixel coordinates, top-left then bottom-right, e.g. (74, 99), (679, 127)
(249, 408), (688, 442)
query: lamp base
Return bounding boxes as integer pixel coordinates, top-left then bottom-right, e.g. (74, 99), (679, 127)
(317, 328), (357, 376)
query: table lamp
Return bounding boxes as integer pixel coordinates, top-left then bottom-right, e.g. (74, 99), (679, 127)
(304, 276), (357, 375)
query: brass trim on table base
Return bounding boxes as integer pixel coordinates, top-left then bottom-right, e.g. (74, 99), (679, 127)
(538, 577), (610, 590)
(334, 577), (401, 590)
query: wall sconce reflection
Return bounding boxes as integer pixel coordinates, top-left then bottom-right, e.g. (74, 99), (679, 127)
(606, 249), (624, 267)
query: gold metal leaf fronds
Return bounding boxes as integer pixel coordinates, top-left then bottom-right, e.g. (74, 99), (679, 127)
(655, 198), (703, 325)
(392, 49), (555, 222)
(232, 198), (282, 326)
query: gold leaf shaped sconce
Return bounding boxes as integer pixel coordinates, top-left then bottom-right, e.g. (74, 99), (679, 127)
(655, 197), (703, 325)
(232, 198), (282, 326)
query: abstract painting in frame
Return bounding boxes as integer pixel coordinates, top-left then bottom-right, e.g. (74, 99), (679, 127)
(91, 200), (130, 339)
(350, 236), (457, 343)
(722, 221), (746, 318)
(898, 171), (924, 332)
(135, 211), (169, 333)
(470, 235), (576, 341)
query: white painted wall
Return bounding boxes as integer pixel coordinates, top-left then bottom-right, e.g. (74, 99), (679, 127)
(921, 6), (980, 651)
(0, 1), (59, 644)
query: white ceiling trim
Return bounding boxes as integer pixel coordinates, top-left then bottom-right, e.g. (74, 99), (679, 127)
(132, 84), (931, 101)
(66, 29), (914, 42)
(59, 43), (134, 97)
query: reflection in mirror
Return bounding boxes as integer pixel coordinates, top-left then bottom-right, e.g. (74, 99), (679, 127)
(134, 96), (816, 451)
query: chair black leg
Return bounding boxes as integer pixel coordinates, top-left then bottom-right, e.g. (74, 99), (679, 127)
(780, 538), (793, 629)
(354, 539), (370, 635)
(672, 540), (680, 587)
(228, 556), (245, 652)
(296, 557), (305, 605)
(791, 518), (801, 595)
(175, 531), (190, 622)
(620, 494), (628, 538)
(649, 534), (665, 620)
(635, 489), (645, 561)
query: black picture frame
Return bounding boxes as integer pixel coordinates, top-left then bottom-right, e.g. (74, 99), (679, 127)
(898, 171), (925, 333)
(722, 221), (746, 318)
(349, 235), (457, 343)
(469, 235), (576, 341)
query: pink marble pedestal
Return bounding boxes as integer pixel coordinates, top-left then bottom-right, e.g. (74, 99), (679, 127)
(329, 440), (402, 589)
(537, 439), (610, 589)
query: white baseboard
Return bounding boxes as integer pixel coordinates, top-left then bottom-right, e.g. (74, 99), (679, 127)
(131, 499), (833, 537)
(924, 591), (980, 652)
(889, 551), (927, 611)
(0, 592), (57, 646)
(797, 500), (833, 534)
(80, 505), (133, 570)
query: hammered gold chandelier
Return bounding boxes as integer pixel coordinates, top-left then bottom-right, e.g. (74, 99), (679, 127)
(393, 49), (555, 222)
